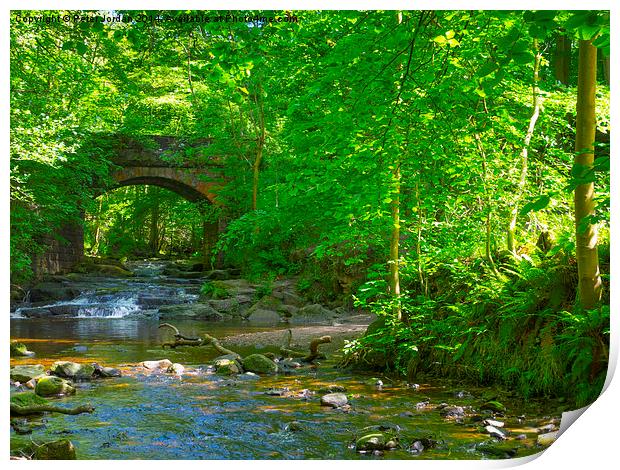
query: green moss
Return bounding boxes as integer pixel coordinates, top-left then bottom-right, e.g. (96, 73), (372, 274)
(241, 354), (278, 375)
(11, 392), (49, 407)
(10, 342), (34, 357)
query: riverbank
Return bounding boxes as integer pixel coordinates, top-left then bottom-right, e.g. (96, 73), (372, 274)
(10, 260), (565, 460)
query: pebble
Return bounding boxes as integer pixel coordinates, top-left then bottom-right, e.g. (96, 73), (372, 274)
(482, 419), (504, 428)
(485, 425), (507, 440)
(320, 392), (348, 408)
(537, 431), (558, 446)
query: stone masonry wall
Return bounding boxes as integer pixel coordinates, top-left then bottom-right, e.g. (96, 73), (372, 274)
(32, 223), (84, 276)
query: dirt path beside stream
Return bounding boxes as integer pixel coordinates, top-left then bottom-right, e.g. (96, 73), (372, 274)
(221, 313), (375, 353)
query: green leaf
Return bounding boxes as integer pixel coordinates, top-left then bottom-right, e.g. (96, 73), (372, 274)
(520, 194), (551, 216)
(76, 42), (88, 55)
(512, 52), (533, 65)
(477, 62), (498, 78)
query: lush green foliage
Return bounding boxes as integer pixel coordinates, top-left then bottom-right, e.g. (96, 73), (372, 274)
(10, 10), (610, 404)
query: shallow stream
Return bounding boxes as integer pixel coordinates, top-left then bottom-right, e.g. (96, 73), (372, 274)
(10, 261), (562, 460)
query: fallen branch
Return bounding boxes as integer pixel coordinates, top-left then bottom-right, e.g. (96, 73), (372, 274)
(159, 323), (241, 360)
(11, 403), (94, 416)
(203, 333), (241, 360)
(305, 336), (332, 362)
(159, 323), (330, 363)
(280, 335), (332, 362)
(159, 323), (204, 348)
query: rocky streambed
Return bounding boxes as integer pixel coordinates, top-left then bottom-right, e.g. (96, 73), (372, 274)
(10, 259), (564, 460)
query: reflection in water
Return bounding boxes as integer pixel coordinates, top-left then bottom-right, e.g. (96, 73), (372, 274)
(10, 262), (556, 460)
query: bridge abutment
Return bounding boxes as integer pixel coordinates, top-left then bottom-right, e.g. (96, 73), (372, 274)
(32, 223), (84, 276)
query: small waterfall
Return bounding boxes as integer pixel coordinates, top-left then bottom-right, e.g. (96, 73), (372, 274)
(12, 260), (200, 319)
(76, 295), (141, 318)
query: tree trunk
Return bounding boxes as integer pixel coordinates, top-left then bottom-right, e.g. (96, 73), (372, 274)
(91, 195), (104, 255)
(474, 132), (501, 279)
(554, 34), (571, 85)
(252, 83), (266, 211)
(149, 189), (160, 256)
(602, 54), (610, 86)
(415, 179), (427, 297)
(202, 220), (218, 270)
(574, 39), (602, 309)
(390, 163), (403, 322)
(507, 39), (542, 255)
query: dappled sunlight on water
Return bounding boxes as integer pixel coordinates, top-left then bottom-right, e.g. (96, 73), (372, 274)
(10, 268), (561, 460)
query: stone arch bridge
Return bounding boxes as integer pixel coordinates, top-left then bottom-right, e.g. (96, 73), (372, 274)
(34, 135), (225, 275)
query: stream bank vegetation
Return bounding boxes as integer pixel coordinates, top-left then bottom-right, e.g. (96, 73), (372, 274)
(10, 9), (611, 412)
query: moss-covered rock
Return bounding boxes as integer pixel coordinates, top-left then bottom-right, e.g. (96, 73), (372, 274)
(34, 439), (77, 460)
(35, 376), (76, 397)
(214, 358), (241, 375)
(158, 303), (223, 321)
(207, 298), (241, 315)
(94, 264), (135, 277)
(291, 304), (335, 323)
(318, 384), (347, 394)
(356, 433), (387, 452)
(11, 392), (50, 408)
(10, 365), (45, 383)
(28, 283), (81, 303)
(242, 354), (278, 375)
(355, 431), (399, 452)
(50, 361), (95, 380)
(247, 309), (282, 323)
(10, 342), (35, 357)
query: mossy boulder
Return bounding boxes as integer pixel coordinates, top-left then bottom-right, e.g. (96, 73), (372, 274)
(175, 271), (205, 279)
(28, 283), (81, 303)
(158, 303), (223, 321)
(11, 392), (50, 408)
(247, 309), (282, 323)
(10, 342), (35, 357)
(50, 361), (95, 380)
(33, 439), (77, 460)
(10, 364), (45, 383)
(94, 264), (134, 277)
(318, 384), (347, 394)
(292, 304), (335, 323)
(214, 358), (242, 375)
(355, 433), (396, 452)
(242, 354), (278, 375)
(355, 433), (387, 452)
(35, 376), (76, 397)
(207, 298), (241, 315)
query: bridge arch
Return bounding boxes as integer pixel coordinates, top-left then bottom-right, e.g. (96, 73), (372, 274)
(112, 167), (220, 203)
(34, 135), (226, 275)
